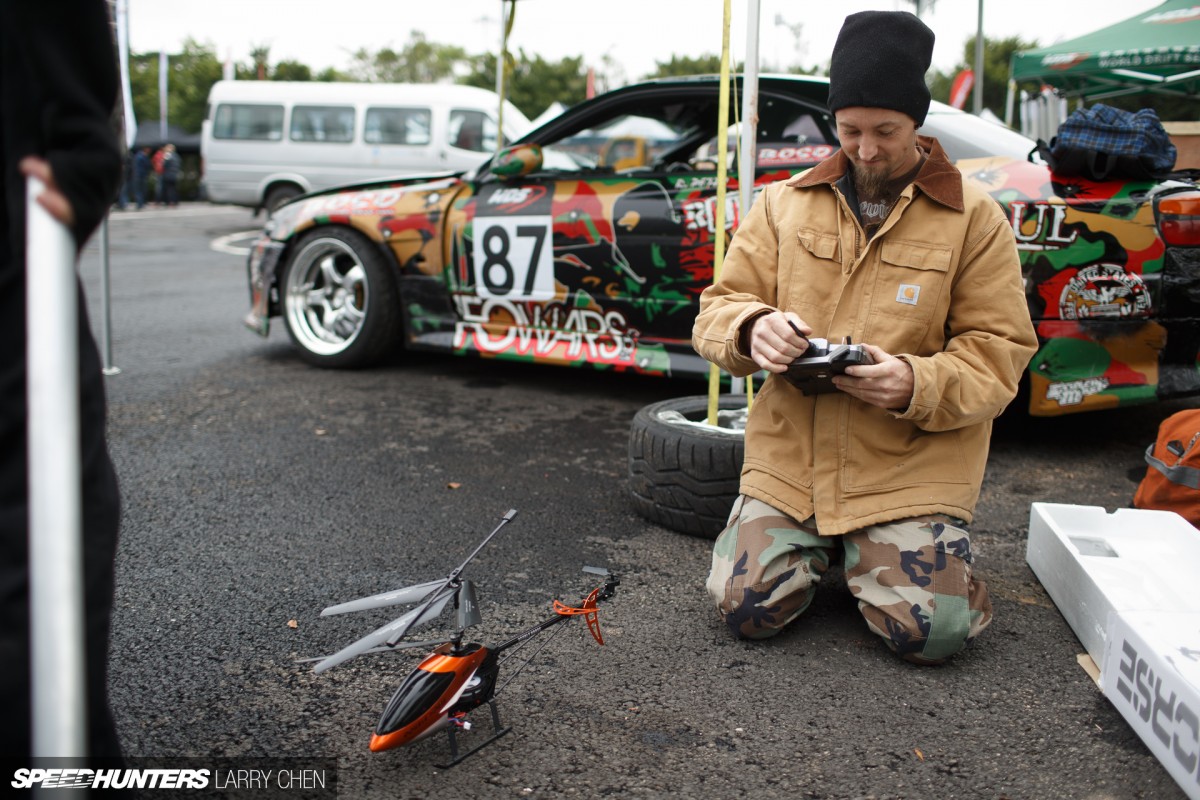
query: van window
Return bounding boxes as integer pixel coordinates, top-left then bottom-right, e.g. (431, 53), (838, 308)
(448, 109), (499, 153)
(290, 105), (356, 143)
(213, 103), (284, 141)
(364, 107), (432, 145)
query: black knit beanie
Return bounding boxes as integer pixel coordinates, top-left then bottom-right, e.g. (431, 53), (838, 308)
(827, 10), (935, 126)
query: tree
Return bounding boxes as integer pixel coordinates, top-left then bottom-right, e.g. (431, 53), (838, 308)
(272, 60), (313, 82)
(348, 32), (466, 83)
(644, 55), (818, 81)
(129, 38), (223, 134)
(249, 44), (271, 80)
(314, 67), (350, 82)
(461, 50), (587, 120)
(645, 55), (732, 80)
(929, 35), (1034, 123)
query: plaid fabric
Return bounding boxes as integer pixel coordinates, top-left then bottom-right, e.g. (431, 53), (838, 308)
(1051, 104), (1176, 174)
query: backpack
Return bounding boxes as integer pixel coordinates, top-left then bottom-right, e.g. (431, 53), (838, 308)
(1132, 409), (1200, 527)
(1037, 104), (1177, 182)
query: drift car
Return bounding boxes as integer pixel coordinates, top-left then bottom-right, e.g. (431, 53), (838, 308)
(244, 75), (1200, 416)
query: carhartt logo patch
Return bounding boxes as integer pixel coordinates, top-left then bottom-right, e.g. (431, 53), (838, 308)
(897, 284), (920, 305)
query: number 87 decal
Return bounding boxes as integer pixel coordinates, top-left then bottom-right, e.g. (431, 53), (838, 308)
(472, 216), (555, 301)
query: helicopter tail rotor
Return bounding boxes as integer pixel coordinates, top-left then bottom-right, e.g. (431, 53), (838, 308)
(552, 567), (620, 645)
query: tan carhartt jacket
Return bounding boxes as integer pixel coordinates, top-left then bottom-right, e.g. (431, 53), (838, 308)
(693, 137), (1038, 535)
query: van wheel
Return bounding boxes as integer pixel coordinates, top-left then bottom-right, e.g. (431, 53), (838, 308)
(280, 228), (400, 368)
(265, 184), (302, 214)
(628, 395), (746, 539)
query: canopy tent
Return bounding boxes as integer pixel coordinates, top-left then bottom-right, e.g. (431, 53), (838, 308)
(1009, 0), (1200, 103)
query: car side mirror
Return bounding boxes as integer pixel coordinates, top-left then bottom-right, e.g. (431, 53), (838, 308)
(492, 143), (543, 179)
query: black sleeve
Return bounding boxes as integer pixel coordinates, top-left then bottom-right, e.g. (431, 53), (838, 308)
(3, 0), (122, 248)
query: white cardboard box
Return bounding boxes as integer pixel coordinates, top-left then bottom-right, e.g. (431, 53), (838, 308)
(1026, 503), (1200, 799)
(1100, 610), (1200, 800)
(1025, 502), (1200, 666)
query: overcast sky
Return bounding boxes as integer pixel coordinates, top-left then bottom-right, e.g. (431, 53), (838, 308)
(125, 0), (1166, 83)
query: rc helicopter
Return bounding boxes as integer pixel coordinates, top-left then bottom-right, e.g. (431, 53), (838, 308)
(300, 509), (619, 767)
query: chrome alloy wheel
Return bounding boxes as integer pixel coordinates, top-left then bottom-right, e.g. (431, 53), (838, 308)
(283, 236), (369, 356)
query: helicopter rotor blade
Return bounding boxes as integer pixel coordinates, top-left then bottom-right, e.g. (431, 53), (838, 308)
(312, 586), (454, 674)
(319, 579), (445, 617)
(311, 510), (517, 674)
(457, 580), (482, 631)
(293, 639), (447, 664)
(446, 509), (517, 581)
(582, 566), (610, 576)
(354, 640), (449, 657)
(374, 508), (515, 647)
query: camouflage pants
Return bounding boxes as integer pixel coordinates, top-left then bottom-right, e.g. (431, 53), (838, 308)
(706, 496), (993, 665)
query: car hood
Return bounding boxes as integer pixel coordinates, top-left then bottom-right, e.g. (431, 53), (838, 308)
(266, 174), (467, 242)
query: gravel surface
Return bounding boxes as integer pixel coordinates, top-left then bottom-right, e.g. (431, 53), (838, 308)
(76, 205), (1192, 800)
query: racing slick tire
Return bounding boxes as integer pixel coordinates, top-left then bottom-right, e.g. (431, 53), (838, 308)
(628, 395), (746, 540)
(280, 227), (401, 369)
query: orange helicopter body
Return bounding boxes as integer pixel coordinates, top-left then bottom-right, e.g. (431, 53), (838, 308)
(307, 511), (618, 767)
(369, 643), (496, 752)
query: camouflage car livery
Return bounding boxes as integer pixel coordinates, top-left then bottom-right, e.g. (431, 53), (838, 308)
(245, 75), (1200, 417)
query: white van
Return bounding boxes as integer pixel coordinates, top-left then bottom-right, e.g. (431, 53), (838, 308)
(200, 81), (532, 212)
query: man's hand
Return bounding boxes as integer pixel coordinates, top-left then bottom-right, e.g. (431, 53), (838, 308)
(748, 310), (812, 373)
(832, 344), (914, 411)
(19, 156), (76, 228)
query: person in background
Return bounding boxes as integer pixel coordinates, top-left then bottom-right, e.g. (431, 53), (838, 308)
(0, 0), (125, 759)
(115, 149), (131, 211)
(151, 145), (165, 204)
(132, 146), (151, 210)
(692, 11), (1037, 665)
(159, 143), (180, 207)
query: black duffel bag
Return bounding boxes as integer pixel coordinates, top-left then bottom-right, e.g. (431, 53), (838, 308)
(1037, 103), (1177, 181)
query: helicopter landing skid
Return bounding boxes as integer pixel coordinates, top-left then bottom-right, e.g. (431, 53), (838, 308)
(435, 699), (512, 768)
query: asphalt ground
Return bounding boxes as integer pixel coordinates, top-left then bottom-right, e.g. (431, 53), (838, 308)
(72, 203), (1194, 799)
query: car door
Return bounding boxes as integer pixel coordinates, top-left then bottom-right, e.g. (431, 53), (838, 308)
(446, 84), (837, 378)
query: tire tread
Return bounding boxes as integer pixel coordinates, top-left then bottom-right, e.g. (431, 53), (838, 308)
(628, 395), (745, 539)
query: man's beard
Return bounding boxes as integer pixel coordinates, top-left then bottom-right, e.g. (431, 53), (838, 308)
(852, 162), (891, 200)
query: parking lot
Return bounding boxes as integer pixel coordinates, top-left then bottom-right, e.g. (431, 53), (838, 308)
(79, 203), (1190, 798)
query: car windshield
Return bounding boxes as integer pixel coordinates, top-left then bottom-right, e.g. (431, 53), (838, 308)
(485, 83), (1036, 179)
(501, 85), (838, 176)
(545, 114), (689, 170)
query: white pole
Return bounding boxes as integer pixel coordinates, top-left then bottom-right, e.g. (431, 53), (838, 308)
(739, 0), (761, 223)
(115, 0), (136, 151)
(495, 0), (506, 154)
(973, 0), (984, 114)
(103, 0), (130, 375)
(98, 220), (119, 376)
(26, 177), (88, 759)
(159, 50), (168, 142)
(730, 0), (762, 399)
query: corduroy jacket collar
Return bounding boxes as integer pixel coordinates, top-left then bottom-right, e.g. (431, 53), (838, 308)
(785, 135), (964, 213)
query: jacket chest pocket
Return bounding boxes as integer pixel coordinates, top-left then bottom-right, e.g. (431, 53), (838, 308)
(785, 229), (842, 326)
(868, 240), (952, 325)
